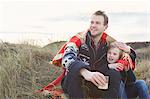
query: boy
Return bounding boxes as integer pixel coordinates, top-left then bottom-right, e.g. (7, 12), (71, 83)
(107, 42), (149, 99)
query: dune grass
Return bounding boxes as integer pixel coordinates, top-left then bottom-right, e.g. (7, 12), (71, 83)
(0, 42), (149, 99)
(0, 42), (62, 99)
(134, 47), (150, 85)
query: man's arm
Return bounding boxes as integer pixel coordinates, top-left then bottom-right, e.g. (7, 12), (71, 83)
(62, 43), (107, 87)
(61, 42), (90, 74)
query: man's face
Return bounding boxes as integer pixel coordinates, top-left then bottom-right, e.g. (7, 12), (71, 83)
(107, 47), (120, 64)
(90, 15), (108, 36)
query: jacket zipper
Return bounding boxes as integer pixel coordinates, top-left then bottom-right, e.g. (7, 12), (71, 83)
(93, 53), (106, 69)
(88, 33), (107, 70)
(92, 45), (107, 70)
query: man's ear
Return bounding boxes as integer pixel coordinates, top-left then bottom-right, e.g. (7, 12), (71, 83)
(104, 24), (108, 30)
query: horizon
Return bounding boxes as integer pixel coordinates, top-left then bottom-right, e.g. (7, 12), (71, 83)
(1, 39), (150, 48)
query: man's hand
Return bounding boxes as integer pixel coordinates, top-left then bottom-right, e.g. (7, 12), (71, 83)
(112, 42), (131, 53)
(108, 63), (124, 71)
(80, 68), (107, 87)
(122, 52), (130, 60)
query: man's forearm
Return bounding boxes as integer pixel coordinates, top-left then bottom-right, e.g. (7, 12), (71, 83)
(80, 68), (90, 78)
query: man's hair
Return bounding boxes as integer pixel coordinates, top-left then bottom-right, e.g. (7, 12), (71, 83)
(93, 10), (108, 25)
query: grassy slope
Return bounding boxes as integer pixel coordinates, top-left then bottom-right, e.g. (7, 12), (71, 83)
(0, 42), (62, 99)
(134, 47), (150, 84)
(0, 41), (149, 99)
(43, 41), (66, 56)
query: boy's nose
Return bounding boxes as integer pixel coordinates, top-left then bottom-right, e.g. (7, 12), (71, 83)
(110, 55), (113, 58)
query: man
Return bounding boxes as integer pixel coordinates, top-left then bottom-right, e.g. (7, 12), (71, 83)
(50, 10), (136, 98)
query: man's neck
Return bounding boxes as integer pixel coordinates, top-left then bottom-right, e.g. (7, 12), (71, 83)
(91, 33), (103, 46)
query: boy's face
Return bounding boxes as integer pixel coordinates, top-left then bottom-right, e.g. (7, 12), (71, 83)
(107, 47), (120, 63)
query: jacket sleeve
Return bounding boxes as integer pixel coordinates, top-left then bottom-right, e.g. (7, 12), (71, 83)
(62, 42), (90, 74)
(129, 48), (136, 70)
(126, 69), (136, 83)
(121, 48), (136, 84)
(121, 69), (136, 84)
(129, 48), (136, 61)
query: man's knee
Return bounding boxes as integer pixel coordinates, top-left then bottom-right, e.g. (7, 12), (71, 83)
(61, 75), (84, 98)
(61, 68), (83, 90)
(105, 69), (122, 96)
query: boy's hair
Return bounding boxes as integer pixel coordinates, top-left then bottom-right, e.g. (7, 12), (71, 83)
(108, 43), (123, 59)
(93, 10), (108, 25)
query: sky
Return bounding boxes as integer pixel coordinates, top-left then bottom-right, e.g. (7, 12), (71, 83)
(0, 0), (150, 46)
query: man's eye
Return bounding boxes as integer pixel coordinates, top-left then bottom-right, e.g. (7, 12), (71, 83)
(96, 22), (100, 24)
(91, 21), (94, 24)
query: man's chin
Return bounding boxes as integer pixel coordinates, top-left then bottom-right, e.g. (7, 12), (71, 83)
(91, 33), (101, 37)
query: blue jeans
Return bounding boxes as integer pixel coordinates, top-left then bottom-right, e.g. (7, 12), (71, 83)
(135, 80), (149, 99)
(119, 81), (127, 99)
(62, 67), (121, 98)
(120, 80), (149, 99)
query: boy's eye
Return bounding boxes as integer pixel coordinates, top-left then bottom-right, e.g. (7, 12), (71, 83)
(108, 52), (111, 54)
(113, 53), (117, 55)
